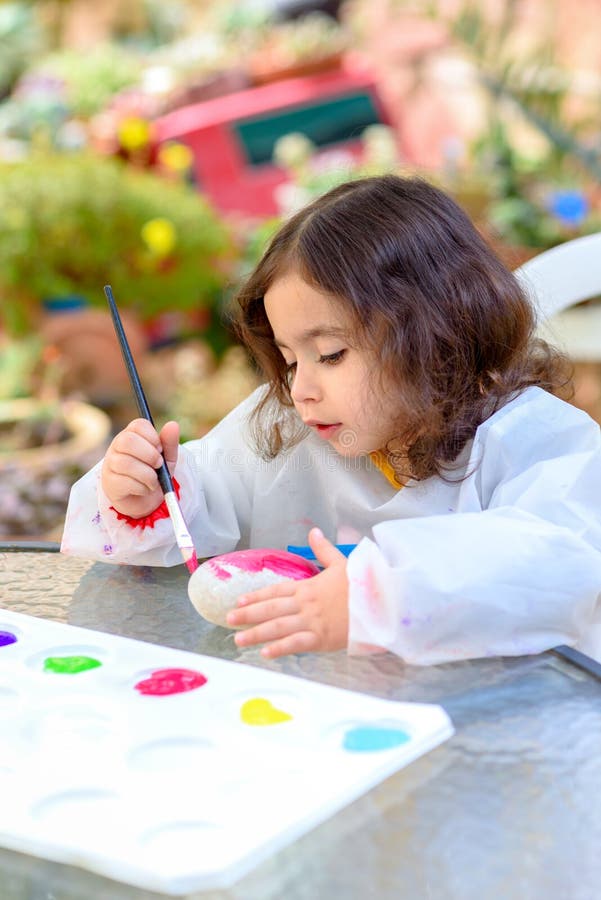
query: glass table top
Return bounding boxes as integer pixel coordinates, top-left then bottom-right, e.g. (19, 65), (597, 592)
(1, 549), (600, 900)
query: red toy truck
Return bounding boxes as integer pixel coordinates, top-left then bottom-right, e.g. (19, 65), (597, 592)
(153, 65), (395, 217)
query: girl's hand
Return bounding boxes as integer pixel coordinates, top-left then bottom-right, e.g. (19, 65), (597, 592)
(227, 528), (349, 659)
(101, 419), (180, 519)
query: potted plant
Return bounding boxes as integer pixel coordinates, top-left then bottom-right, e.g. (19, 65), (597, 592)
(0, 336), (111, 539)
(245, 12), (349, 84)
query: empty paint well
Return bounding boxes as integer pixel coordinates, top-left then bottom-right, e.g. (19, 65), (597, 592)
(128, 737), (214, 772)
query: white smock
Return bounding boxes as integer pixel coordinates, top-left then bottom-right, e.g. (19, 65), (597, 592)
(61, 385), (601, 665)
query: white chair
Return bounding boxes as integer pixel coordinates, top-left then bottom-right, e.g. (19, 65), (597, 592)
(514, 232), (601, 359)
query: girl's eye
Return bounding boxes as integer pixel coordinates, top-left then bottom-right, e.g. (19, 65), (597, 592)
(319, 350), (346, 365)
(285, 361), (297, 372)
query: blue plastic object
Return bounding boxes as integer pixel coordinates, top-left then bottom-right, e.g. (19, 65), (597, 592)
(287, 543), (357, 561)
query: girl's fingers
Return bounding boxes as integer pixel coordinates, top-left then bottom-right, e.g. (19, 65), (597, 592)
(113, 431), (163, 468)
(126, 418), (162, 442)
(159, 421), (180, 470)
(234, 612), (304, 647)
(228, 594), (299, 628)
(261, 631), (318, 659)
(107, 457), (160, 492)
(236, 580), (297, 607)
(113, 478), (155, 498)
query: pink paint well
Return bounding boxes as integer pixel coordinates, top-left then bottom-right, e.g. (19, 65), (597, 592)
(206, 549), (320, 582)
(134, 668), (207, 696)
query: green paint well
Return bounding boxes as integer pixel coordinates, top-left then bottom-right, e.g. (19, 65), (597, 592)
(43, 655), (102, 674)
(343, 725), (410, 752)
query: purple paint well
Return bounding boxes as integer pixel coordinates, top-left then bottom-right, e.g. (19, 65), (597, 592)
(206, 549), (319, 582)
(0, 631), (17, 648)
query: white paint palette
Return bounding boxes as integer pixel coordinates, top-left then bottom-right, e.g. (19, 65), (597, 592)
(0, 609), (453, 895)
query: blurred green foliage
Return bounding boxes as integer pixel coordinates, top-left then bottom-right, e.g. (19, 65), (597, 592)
(30, 44), (142, 117)
(0, 2), (43, 99)
(0, 152), (234, 336)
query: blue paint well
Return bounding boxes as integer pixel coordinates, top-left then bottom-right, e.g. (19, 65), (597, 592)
(0, 631), (17, 648)
(343, 725), (410, 752)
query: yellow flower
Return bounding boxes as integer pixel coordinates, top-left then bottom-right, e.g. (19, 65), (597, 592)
(141, 218), (177, 257)
(158, 141), (194, 174)
(118, 116), (151, 152)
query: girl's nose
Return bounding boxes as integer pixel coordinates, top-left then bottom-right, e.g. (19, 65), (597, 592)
(290, 365), (321, 404)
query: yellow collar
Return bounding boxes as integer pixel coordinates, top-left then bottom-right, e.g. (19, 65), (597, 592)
(369, 450), (405, 490)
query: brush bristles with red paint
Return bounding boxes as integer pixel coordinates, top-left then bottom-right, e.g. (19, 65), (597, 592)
(104, 284), (199, 575)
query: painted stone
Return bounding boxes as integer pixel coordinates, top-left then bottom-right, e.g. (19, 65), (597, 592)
(188, 549), (319, 628)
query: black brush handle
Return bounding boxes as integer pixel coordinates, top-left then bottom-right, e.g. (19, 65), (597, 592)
(104, 285), (174, 496)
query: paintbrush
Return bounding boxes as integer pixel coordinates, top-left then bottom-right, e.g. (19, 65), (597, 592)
(104, 284), (199, 574)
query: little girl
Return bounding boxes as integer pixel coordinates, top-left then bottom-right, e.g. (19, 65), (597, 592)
(62, 174), (601, 665)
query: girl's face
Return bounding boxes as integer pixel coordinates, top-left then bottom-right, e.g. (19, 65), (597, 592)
(264, 271), (394, 457)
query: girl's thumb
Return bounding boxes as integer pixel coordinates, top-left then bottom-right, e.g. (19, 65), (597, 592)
(308, 528), (346, 568)
(159, 420), (180, 471)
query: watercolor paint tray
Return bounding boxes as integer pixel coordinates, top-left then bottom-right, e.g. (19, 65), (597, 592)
(0, 609), (453, 895)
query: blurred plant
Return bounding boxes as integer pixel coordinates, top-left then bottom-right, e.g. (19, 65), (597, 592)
(0, 42), (146, 154)
(0, 334), (48, 400)
(0, 70), (69, 146)
(431, 0), (601, 248)
(247, 12), (349, 80)
(0, 152), (234, 339)
(113, 0), (188, 50)
(156, 140), (194, 178)
(465, 117), (601, 250)
(271, 123), (402, 215)
(0, 2), (42, 100)
(86, 87), (162, 162)
(0, 335), (67, 445)
(0, 330), (113, 537)
(145, 341), (260, 441)
(26, 44), (143, 118)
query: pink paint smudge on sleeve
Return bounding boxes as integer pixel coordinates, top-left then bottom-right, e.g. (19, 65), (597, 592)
(207, 549), (319, 582)
(363, 566), (384, 617)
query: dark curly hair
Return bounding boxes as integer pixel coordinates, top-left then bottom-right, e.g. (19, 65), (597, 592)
(235, 174), (572, 481)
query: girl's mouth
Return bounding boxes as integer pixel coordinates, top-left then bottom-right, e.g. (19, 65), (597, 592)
(313, 423), (342, 439)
